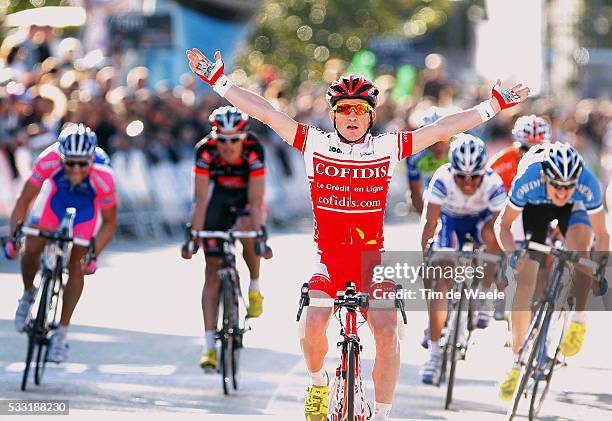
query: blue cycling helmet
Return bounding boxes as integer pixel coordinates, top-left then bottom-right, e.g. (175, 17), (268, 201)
(58, 123), (97, 158)
(449, 134), (487, 175)
(541, 142), (583, 182)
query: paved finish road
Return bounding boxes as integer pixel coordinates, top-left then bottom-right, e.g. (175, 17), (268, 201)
(1, 222), (611, 420)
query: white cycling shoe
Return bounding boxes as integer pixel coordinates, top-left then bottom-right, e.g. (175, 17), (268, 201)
(14, 287), (37, 333)
(47, 332), (69, 363)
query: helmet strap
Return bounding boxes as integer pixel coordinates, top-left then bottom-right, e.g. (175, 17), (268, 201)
(333, 113), (373, 145)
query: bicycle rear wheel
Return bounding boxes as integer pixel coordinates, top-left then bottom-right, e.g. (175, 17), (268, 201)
(445, 283), (465, 410)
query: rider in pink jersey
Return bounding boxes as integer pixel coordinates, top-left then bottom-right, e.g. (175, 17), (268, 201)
(6, 123), (117, 364)
(27, 143), (116, 239)
(186, 48), (529, 421)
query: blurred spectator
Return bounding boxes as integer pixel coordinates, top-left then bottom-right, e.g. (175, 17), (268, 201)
(0, 29), (609, 227)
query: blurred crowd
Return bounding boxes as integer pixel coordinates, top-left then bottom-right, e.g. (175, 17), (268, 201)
(1, 27), (611, 226)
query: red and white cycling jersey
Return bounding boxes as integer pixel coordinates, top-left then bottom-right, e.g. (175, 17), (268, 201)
(292, 123), (413, 251)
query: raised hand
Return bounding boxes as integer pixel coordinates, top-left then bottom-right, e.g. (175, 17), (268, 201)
(185, 48), (233, 96)
(491, 79), (530, 110)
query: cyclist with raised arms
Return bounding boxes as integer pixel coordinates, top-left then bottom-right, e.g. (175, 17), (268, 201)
(181, 106), (269, 371)
(186, 48), (529, 421)
(419, 134), (506, 384)
(495, 142), (610, 400)
(4, 123), (117, 363)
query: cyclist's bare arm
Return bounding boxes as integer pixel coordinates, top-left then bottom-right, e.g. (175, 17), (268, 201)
(411, 105), (493, 154)
(186, 49), (298, 145)
(412, 81), (530, 154)
(225, 87), (298, 145)
(588, 209), (610, 252)
(421, 201), (441, 252)
(248, 176), (265, 230)
(189, 173), (210, 231)
(494, 205), (521, 252)
(409, 180), (424, 213)
(10, 181), (41, 235)
(94, 205), (117, 256)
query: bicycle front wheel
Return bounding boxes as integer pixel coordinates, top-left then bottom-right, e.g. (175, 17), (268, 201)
(35, 272), (59, 386)
(220, 273), (234, 395)
(445, 283), (465, 410)
(232, 331), (241, 390)
(508, 300), (551, 420)
(344, 341), (357, 420)
(22, 272), (52, 391)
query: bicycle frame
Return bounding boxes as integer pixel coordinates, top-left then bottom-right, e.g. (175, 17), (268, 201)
(508, 239), (599, 420)
(191, 228), (264, 395)
(18, 207), (92, 391)
(427, 239), (503, 409)
(296, 282), (407, 421)
(331, 287), (369, 421)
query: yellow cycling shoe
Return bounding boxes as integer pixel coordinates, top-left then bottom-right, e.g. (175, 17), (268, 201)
(199, 349), (217, 371)
(499, 368), (520, 401)
(304, 384), (329, 421)
(247, 290), (264, 318)
(560, 321), (586, 357)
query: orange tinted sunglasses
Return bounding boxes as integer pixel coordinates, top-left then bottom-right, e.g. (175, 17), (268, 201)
(332, 103), (374, 116)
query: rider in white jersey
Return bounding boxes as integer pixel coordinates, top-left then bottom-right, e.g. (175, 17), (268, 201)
(419, 134), (506, 384)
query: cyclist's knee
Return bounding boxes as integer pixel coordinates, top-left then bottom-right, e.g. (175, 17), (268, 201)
(204, 257), (223, 278)
(371, 318), (399, 353)
(304, 307), (331, 338)
(24, 236), (45, 256)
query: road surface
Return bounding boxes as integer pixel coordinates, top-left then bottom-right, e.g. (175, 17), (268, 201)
(1, 221), (611, 420)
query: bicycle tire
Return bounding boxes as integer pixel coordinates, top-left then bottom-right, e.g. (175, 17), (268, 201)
(526, 306), (554, 421)
(220, 273), (234, 395)
(231, 291), (241, 390)
(508, 300), (550, 420)
(528, 308), (562, 420)
(438, 325), (449, 386)
(35, 271), (59, 386)
(21, 332), (35, 391)
(445, 282), (465, 410)
(345, 341), (356, 420)
(231, 323), (241, 390)
(21, 272), (52, 391)
(34, 343), (46, 385)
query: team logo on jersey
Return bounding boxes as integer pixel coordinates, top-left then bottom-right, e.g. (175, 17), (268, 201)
(329, 146), (343, 154)
(314, 162), (388, 179)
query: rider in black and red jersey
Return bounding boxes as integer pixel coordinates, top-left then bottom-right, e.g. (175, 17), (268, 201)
(186, 47), (529, 421)
(181, 106), (269, 371)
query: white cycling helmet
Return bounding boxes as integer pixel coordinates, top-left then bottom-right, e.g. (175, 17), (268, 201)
(449, 134), (487, 175)
(541, 142), (583, 182)
(58, 123), (97, 158)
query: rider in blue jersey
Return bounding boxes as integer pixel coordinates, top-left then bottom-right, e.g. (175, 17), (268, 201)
(495, 142), (610, 400)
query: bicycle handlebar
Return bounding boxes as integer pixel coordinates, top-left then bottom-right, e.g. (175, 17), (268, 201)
(191, 229), (264, 241)
(21, 226), (90, 248)
(522, 239), (599, 273)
